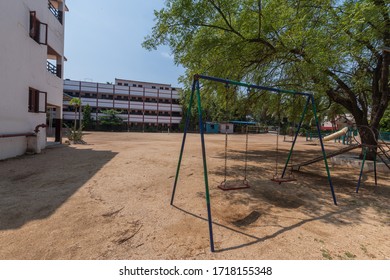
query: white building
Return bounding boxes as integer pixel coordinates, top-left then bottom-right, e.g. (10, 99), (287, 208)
(0, 0), (67, 160)
(219, 122), (234, 134)
(63, 79), (182, 131)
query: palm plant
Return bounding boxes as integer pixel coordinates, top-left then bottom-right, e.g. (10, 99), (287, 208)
(69, 97), (81, 131)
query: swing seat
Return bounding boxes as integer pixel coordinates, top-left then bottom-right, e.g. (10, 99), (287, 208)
(270, 177), (297, 183)
(218, 180), (250, 191)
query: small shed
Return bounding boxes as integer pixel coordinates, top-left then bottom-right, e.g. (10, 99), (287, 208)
(219, 122), (234, 134)
(205, 122), (219, 133)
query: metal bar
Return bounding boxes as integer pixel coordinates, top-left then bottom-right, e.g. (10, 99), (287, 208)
(281, 95), (310, 178)
(47, 61), (57, 75)
(0, 133), (35, 138)
(170, 80), (196, 205)
(374, 151), (377, 186)
(48, 1), (62, 24)
(292, 144), (361, 170)
(356, 147), (367, 193)
(196, 79), (215, 252)
(196, 74), (311, 97)
(311, 95), (337, 205)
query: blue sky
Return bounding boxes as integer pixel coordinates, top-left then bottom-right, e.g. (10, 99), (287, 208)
(64, 0), (184, 87)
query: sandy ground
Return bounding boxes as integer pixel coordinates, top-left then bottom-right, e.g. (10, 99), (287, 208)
(0, 132), (389, 260)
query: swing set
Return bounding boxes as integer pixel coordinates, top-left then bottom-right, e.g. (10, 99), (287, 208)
(218, 120), (255, 191)
(170, 74), (337, 252)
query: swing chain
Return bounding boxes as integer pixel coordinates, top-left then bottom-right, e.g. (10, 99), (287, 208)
(274, 95), (281, 178)
(244, 125), (249, 182)
(223, 131), (228, 184)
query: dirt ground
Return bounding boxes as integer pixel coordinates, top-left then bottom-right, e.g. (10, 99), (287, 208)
(0, 132), (389, 260)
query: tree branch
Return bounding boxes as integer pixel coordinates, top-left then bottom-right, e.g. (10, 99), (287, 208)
(207, 0), (246, 40)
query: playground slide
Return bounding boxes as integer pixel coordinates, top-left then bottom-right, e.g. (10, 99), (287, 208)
(292, 144), (361, 171)
(322, 127), (348, 142)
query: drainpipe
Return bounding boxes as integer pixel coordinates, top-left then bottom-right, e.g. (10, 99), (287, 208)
(34, 123), (47, 133)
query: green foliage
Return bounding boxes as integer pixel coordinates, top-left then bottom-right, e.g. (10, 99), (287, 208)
(99, 109), (124, 129)
(380, 108), (390, 132)
(69, 97), (81, 107)
(144, 0), (389, 145)
(64, 123), (84, 143)
(82, 104), (92, 129)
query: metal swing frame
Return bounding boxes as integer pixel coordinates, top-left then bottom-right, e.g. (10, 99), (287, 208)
(170, 74), (337, 253)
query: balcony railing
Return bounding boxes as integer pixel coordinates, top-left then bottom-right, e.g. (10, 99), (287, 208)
(47, 61), (61, 78)
(48, 1), (63, 24)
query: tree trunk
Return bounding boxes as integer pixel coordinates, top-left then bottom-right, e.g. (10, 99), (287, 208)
(74, 109), (77, 131)
(358, 125), (379, 161)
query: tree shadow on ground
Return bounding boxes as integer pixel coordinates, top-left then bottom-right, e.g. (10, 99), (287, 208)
(172, 203), (366, 253)
(0, 145), (117, 230)
(211, 147), (389, 200)
(169, 133), (388, 256)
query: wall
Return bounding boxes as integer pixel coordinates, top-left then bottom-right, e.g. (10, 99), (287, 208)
(0, 0), (65, 160)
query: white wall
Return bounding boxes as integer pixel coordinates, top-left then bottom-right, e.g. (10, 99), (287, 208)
(220, 123), (234, 134)
(0, 0), (65, 160)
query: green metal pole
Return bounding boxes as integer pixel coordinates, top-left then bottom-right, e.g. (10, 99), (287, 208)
(311, 95), (337, 205)
(356, 147), (367, 193)
(195, 79), (215, 252)
(170, 81), (196, 205)
(374, 151), (377, 186)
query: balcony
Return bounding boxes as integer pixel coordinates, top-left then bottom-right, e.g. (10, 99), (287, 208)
(47, 60), (61, 78)
(47, 45), (62, 78)
(48, 1), (63, 24)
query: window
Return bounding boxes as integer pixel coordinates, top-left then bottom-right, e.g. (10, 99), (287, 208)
(133, 84), (136, 87)
(118, 83), (122, 86)
(124, 83), (129, 86)
(152, 86), (156, 89)
(29, 11), (47, 45)
(28, 87), (47, 113)
(138, 85), (143, 88)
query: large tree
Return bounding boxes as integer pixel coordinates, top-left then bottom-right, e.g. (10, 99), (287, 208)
(144, 0), (389, 158)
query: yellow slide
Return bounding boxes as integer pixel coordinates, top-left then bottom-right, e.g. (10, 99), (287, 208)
(323, 127), (348, 142)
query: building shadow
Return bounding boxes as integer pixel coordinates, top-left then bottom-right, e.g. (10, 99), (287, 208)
(0, 145), (117, 230)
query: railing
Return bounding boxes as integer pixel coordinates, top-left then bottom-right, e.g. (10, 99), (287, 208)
(47, 60), (57, 75)
(47, 61), (61, 78)
(379, 132), (390, 142)
(48, 1), (63, 24)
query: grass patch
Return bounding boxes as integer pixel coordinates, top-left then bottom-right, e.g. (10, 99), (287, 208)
(321, 249), (332, 260)
(360, 245), (368, 254)
(344, 251), (356, 259)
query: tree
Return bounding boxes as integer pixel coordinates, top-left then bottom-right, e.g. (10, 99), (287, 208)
(144, 0), (389, 159)
(82, 104), (92, 130)
(98, 109), (124, 131)
(69, 97), (81, 131)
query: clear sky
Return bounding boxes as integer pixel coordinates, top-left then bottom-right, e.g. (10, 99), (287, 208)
(64, 0), (184, 87)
